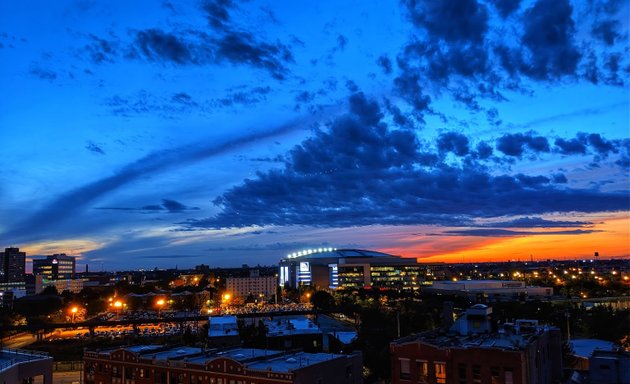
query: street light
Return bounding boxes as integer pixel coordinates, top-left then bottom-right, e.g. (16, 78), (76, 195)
(70, 306), (78, 323)
(114, 300), (123, 320)
(156, 299), (165, 317)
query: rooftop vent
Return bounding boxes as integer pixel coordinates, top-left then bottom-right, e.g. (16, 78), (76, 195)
(285, 357), (297, 363)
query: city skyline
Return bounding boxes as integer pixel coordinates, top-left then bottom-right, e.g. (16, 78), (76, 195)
(1, 0), (629, 269)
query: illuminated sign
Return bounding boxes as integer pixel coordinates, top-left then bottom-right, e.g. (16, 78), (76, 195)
(297, 262), (312, 284)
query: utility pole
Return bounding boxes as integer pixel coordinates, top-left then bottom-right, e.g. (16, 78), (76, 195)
(565, 311), (571, 341)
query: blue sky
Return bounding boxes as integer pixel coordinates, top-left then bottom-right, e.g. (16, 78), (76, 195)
(1, 0), (628, 270)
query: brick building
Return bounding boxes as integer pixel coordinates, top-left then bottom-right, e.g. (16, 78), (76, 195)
(390, 304), (562, 384)
(84, 345), (363, 384)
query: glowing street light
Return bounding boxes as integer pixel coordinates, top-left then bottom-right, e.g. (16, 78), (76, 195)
(156, 299), (165, 317)
(113, 300), (123, 320)
(70, 306), (78, 323)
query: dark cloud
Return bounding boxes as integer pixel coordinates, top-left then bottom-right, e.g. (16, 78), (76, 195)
(551, 173), (568, 184)
(437, 132), (469, 156)
(215, 86), (271, 107)
(161, 199), (198, 213)
(489, 0), (521, 18)
(441, 228), (601, 237)
(496, 132), (550, 157)
(104, 90), (203, 118)
(135, 29), (196, 64)
(591, 19), (621, 46)
(182, 94), (629, 230)
(520, 0), (580, 79)
(202, 0), (234, 31)
(84, 34), (119, 64)
(96, 199), (199, 213)
(482, 216), (593, 228)
(212, 31), (293, 80)
(377, 55), (393, 74)
(85, 141), (105, 155)
(393, 0), (628, 119)
(29, 67), (57, 81)
(83, 1), (294, 79)
(403, 0), (488, 43)
(336, 35), (348, 50)
(475, 141), (493, 159)
(555, 136), (587, 155)
(586, 133), (617, 156)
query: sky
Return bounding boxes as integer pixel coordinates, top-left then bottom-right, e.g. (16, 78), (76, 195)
(0, 0), (629, 270)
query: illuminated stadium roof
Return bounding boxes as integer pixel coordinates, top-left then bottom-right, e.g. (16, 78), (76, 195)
(285, 248), (398, 259)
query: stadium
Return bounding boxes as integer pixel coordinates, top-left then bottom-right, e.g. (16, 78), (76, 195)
(278, 248), (422, 290)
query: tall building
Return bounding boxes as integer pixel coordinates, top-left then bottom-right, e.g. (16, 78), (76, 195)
(279, 248), (422, 290)
(390, 304), (562, 384)
(0, 247), (26, 283)
(32, 254), (76, 280)
(84, 345), (363, 384)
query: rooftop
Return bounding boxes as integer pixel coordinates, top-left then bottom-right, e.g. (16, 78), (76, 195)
(87, 345), (351, 374)
(1, 349), (51, 372)
(246, 351), (346, 372)
(265, 316), (321, 337)
(284, 248), (399, 260)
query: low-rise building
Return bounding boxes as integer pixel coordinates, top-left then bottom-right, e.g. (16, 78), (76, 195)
(83, 345), (363, 384)
(425, 280), (553, 301)
(208, 315), (240, 347)
(0, 348), (53, 384)
(390, 304), (562, 384)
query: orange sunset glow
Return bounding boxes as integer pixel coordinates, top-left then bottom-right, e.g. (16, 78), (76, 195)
(384, 215), (630, 263)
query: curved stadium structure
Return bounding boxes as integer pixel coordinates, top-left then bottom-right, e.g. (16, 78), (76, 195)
(278, 248), (422, 290)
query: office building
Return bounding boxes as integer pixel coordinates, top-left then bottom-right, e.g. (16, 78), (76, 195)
(279, 248), (422, 290)
(226, 269), (277, 300)
(1, 247), (26, 283)
(32, 253), (76, 280)
(84, 345), (363, 384)
(390, 304), (562, 384)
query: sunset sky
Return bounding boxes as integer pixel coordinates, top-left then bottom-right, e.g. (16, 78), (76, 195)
(1, 0), (628, 270)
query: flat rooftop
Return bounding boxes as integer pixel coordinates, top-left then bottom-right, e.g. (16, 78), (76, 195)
(148, 347), (202, 360)
(186, 348), (282, 364)
(246, 351), (346, 372)
(393, 324), (553, 351)
(266, 316), (321, 337)
(1, 349), (51, 370)
(87, 345), (351, 373)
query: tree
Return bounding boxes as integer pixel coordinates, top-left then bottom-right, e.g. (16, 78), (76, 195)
(310, 291), (335, 310)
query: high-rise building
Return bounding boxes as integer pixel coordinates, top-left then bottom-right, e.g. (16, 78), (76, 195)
(32, 254), (76, 280)
(1, 247), (26, 283)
